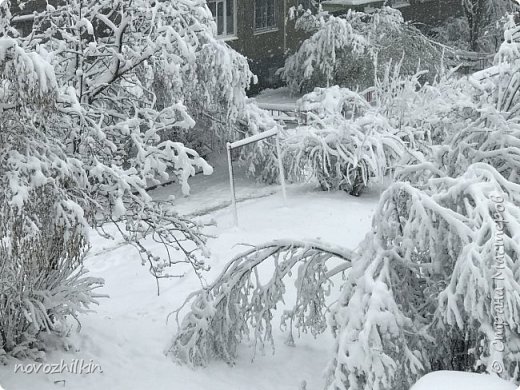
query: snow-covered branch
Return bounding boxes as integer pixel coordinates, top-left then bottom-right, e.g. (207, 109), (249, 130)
(167, 240), (355, 366)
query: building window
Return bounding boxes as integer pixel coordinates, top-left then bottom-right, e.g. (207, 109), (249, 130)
(208, 0), (236, 38)
(255, 0), (277, 32)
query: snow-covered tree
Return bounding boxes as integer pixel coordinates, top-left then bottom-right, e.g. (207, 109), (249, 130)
(281, 7), (443, 94)
(462, 0), (519, 52)
(23, 0), (254, 151)
(0, 0), (256, 358)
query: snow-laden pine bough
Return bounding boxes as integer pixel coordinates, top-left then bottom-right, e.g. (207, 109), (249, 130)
(166, 240), (356, 367)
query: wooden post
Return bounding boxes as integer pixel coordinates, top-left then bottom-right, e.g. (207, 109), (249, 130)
(275, 133), (287, 204)
(226, 128), (287, 225)
(226, 142), (238, 226)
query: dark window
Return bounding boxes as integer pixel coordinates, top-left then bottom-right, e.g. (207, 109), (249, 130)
(255, 0), (277, 31)
(208, 0), (235, 37)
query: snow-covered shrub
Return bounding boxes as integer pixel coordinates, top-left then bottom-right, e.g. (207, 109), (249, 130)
(0, 36), (104, 359)
(445, 107), (520, 183)
(284, 87), (405, 196)
(281, 7), (443, 94)
(373, 60), (479, 169)
(237, 101), (284, 184)
(167, 240), (354, 366)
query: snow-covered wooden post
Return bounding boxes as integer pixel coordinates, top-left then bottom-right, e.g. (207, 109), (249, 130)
(226, 142), (239, 227)
(275, 134), (287, 204)
(227, 128), (287, 226)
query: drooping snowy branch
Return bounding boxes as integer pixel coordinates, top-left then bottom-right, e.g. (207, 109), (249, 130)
(326, 163), (520, 389)
(167, 240), (355, 367)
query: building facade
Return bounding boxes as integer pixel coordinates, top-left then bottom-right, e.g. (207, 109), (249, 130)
(207, 0), (307, 91)
(208, 0), (463, 91)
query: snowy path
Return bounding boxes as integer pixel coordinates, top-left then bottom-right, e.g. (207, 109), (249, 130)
(149, 152), (280, 216)
(0, 162), (380, 390)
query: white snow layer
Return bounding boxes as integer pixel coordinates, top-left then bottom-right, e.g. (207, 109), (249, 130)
(411, 371), (518, 390)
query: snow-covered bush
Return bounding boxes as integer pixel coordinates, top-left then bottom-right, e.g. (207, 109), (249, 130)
(281, 7), (443, 94)
(326, 163), (520, 389)
(373, 61), (480, 175)
(284, 86), (405, 196)
(237, 101), (284, 184)
(0, 36), (104, 359)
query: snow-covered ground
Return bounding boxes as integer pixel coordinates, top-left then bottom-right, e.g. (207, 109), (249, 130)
(411, 371), (517, 390)
(0, 156), (378, 390)
(2, 156), (512, 390)
(253, 87), (302, 112)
